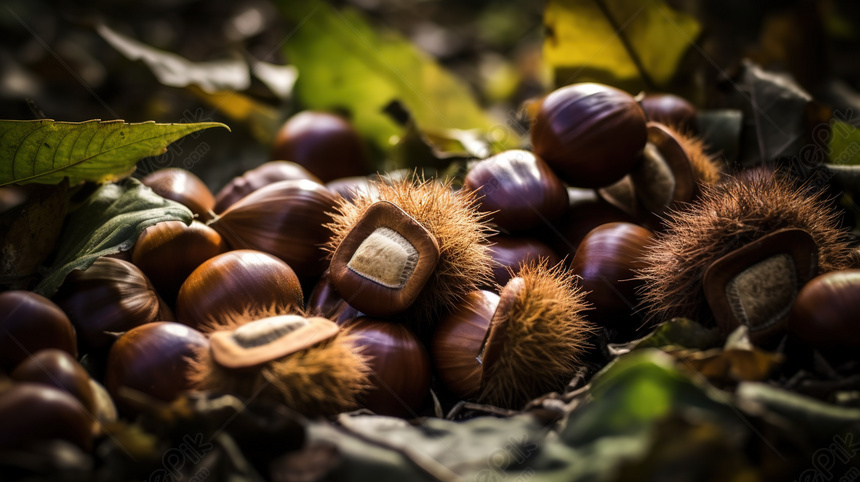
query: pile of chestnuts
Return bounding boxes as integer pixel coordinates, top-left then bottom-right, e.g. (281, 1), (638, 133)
(3, 81), (859, 460)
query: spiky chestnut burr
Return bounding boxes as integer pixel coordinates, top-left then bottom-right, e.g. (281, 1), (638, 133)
(189, 306), (370, 417)
(638, 172), (854, 328)
(432, 261), (594, 409)
(325, 177), (494, 333)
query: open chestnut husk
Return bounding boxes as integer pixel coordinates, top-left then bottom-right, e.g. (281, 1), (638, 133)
(176, 250), (303, 330)
(432, 262), (593, 408)
(213, 161), (322, 213)
(190, 310), (370, 417)
(271, 111), (371, 183)
(638, 172), (855, 328)
(210, 179), (337, 279)
(326, 178), (494, 333)
(571, 222), (653, 334)
(704, 228), (818, 346)
(0, 291), (77, 370)
(0, 383), (94, 451)
(11, 349), (96, 413)
(787, 269), (860, 351)
(141, 168), (215, 222)
(341, 316), (430, 418)
(531, 83), (647, 188)
(54, 257), (174, 348)
(105, 322), (208, 409)
(463, 150), (568, 231)
(132, 220), (228, 305)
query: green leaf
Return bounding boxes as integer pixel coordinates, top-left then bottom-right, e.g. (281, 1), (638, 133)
(0, 119), (229, 187)
(35, 178), (193, 297)
(543, 0), (700, 89)
(829, 120), (860, 165)
(279, 1), (517, 162)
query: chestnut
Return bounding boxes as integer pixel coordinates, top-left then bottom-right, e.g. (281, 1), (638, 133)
(463, 150), (568, 231)
(325, 178), (494, 333)
(176, 250), (303, 329)
(0, 383), (94, 451)
(325, 176), (378, 203)
(190, 313), (370, 417)
(105, 322), (208, 408)
(487, 235), (561, 287)
(341, 316), (430, 418)
(54, 257), (174, 348)
(141, 168), (215, 222)
(787, 269), (860, 350)
(639, 93), (697, 132)
(531, 83), (647, 188)
(213, 161), (322, 213)
(10, 349), (95, 412)
(570, 222), (653, 332)
(704, 228), (818, 346)
(210, 179), (338, 279)
(432, 262), (593, 408)
(271, 111), (371, 183)
(132, 221), (228, 304)
(0, 291), (77, 370)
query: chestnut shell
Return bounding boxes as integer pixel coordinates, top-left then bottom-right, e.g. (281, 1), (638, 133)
(343, 316), (431, 418)
(463, 150), (568, 231)
(213, 161), (322, 213)
(176, 250), (304, 329)
(211, 179), (338, 279)
(0, 291), (77, 369)
(788, 269), (860, 350)
(271, 111), (370, 183)
(11, 349), (95, 412)
(141, 168), (215, 222)
(54, 257), (174, 348)
(531, 83), (647, 188)
(105, 322), (208, 406)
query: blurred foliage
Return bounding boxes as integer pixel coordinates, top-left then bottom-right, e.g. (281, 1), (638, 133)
(543, 0), (701, 92)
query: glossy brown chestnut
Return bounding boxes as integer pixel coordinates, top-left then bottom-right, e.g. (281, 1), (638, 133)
(531, 83), (647, 188)
(431, 289), (499, 400)
(463, 150), (568, 231)
(210, 179), (338, 279)
(487, 235), (561, 287)
(0, 291), (77, 370)
(176, 250), (303, 329)
(639, 93), (697, 132)
(271, 111), (371, 183)
(325, 176), (378, 203)
(330, 201), (441, 317)
(570, 222), (653, 331)
(132, 220), (228, 304)
(341, 316), (430, 418)
(11, 349), (95, 412)
(105, 322), (208, 406)
(787, 269), (860, 350)
(308, 269), (346, 318)
(704, 228), (818, 346)
(0, 383), (93, 451)
(141, 168), (216, 222)
(54, 257), (174, 348)
(213, 161), (322, 213)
